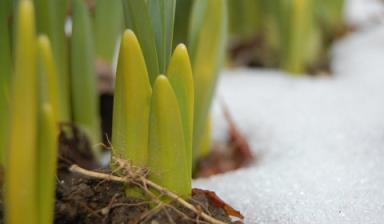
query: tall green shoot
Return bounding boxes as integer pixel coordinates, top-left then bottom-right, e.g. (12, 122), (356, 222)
(316, 0), (345, 34)
(148, 75), (190, 198)
(279, 0), (316, 73)
(229, 0), (262, 40)
(122, 0), (160, 85)
(122, 0), (176, 83)
(36, 104), (57, 224)
(34, 0), (70, 121)
(36, 35), (60, 224)
(112, 30), (151, 166)
(147, 0), (176, 73)
(189, 0), (228, 161)
(5, 1), (38, 223)
(94, 0), (123, 64)
(71, 0), (101, 151)
(0, 0), (12, 165)
(166, 44), (194, 178)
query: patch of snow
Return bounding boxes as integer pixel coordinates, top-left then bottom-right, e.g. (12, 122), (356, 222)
(345, 0), (384, 28)
(193, 1), (384, 223)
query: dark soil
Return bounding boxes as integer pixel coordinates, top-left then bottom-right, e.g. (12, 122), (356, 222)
(55, 126), (238, 224)
(56, 171), (233, 224)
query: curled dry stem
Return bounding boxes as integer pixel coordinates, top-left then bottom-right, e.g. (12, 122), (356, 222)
(69, 159), (228, 224)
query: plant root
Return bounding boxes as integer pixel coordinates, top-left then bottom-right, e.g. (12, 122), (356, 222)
(69, 158), (232, 224)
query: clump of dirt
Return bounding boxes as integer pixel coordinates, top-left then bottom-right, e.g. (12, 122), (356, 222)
(55, 169), (235, 223)
(58, 124), (100, 171)
(55, 171), (147, 224)
(56, 125), (240, 224)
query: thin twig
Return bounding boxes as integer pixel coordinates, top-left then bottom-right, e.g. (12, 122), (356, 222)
(69, 164), (228, 224)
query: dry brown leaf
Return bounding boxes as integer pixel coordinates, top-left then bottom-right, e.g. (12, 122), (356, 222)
(192, 188), (244, 220)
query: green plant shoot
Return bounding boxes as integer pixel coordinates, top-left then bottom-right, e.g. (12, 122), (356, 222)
(122, 0), (160, 85)
(148, 75), (190, 198)
(94, 0), (123, 64)
(198, 116), (212, 158)
(147, 0), (176, 73)
(286, 0), (309, 73)
(316, 0), (345, 34)
(122, 0), (177, 83)
(34, 0), (70, 121)
(5, 1), (38, 223)
(37, 35), (60, 121)
(112, 30), (151, 166)
(36, 35), (59, 224)
(71, 0), (101, 151)
(0, 0), (12, 165)
(36, 104), (57, 224)
(228, 0), (262, 40)
(189, 0), (228, 161)
(166, 44), (194, 178)
(279, 0), (316, 74)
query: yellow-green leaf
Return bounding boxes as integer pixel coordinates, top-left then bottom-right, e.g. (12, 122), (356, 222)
(166, 44), (194, 178)
(228, 0), (262, 39)
(315, 0), (345, 33)
(147, 0), (176, 73)
(0, 0), (12, 165)
(122, 0), (160, 85)
(112, 30), (151, 166)
(197, 116), (212, 158)
(71, 0), (101, 151)
(279, 0), (315, 74)
(95, 0), (123, 63)
(36, 104), (58, 224)
(5, 1), (38, 223)
(37, 35), (60, 122)
(148, 75), (190, 198)
(189, 0), (227, 160)
(34, 0), (70, 121)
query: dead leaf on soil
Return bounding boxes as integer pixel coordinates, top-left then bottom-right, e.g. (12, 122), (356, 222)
(192, 188), (244, 221)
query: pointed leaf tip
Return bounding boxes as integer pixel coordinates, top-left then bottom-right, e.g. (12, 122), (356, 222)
(37, 34), (60, 123)
(122, 30), (138, 44)
(154, 74), (169, 87)
(152, 75), (172, 99)
(20, 0), (34, 14)
(171, 44), (190, 65)
(38, 35), (49, 47)
(175, 43), (188, 52)
(152, 75), (173, 98)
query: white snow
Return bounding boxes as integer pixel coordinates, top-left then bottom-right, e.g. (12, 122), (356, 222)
(345, 0), (384, 28)
(193, 1), (384, 223)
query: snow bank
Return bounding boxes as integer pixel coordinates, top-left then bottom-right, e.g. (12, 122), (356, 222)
(193, 1), (384, 223)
